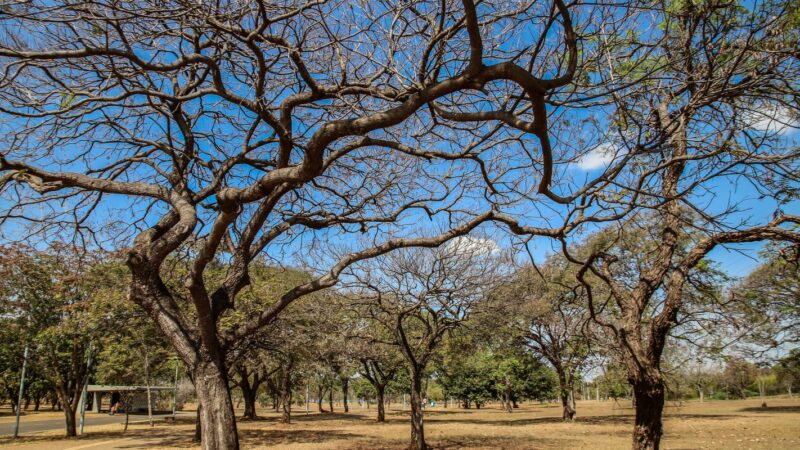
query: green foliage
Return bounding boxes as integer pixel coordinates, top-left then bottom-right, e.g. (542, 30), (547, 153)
(774, 349), (800, 392)
(0, 244), (176, 422)
(437, 350), (556, 407)
(351, 377), (376, 400)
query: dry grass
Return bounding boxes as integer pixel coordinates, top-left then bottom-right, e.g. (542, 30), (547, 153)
(0, 410), (64, 424)
(2, 397), (799, 449)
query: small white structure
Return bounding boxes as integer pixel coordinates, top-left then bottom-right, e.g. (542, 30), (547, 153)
(87, 385), (174, 413)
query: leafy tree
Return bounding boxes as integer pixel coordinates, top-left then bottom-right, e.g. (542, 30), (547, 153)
(222, 263), (314, 422)
(437, 351), (495, 409)
(773, 349), (800, 397)
(0, 245), (130, 436)
(721, 358), (758, 399)
(496, 257), (594, 420)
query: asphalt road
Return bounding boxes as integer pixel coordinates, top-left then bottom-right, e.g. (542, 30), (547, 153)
(0, 412), (181, 436)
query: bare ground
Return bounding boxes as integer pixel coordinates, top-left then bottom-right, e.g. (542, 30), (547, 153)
(1, 397), (798, 449)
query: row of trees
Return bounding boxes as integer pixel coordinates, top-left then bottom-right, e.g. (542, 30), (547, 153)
(0, 245), (176, 435)
(3, 212), (798, 448)
(1, 0), (798, 449)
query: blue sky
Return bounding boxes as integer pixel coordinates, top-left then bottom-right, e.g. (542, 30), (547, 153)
(1, 0), (798, 285)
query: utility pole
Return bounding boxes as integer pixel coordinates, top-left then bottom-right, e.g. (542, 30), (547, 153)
(78, 342), (94, 435)
(13, 344), (29, 438)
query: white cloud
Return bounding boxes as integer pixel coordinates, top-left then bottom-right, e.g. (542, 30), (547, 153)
(746, 106), (798, 135)
(445, 236), (500, 256)
(575, 142), (621, 171)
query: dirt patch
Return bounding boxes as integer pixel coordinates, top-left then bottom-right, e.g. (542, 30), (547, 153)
(2, 397), (799, 449)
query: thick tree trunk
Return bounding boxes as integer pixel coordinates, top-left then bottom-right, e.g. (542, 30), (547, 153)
(237, 366), (262, 420)
(194, 406), (202, 442)
(242, 390), (257, 420)
(376, 385), (386, 422)
(341, 378), (349, 413)
(279, 364), (292, 424)
(560, 389), (576, 421)
(632, 378), (665, 450)
(317, 386), (325, 413)
(557, 370), (576, 421)
(280, 391), (291, 424)
(194, 362), (239, 450)
(328, 389), (334, 413)
(410, 371), (426, 450)
(241, 383), (258, 420)
(55, 389), (79, 438)
(63, 403), (77, 437)
(502, 391), (513, 413)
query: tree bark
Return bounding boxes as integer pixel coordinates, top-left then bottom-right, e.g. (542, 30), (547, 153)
(502, 390), (513, 413)
(279, 363), (292, 424)
(557, 369), (576, 421)
(194, 405), (202, 442)
(55, 389), (78, 437)
(194, 362), (239, 450)
(63, 401), (77, 437)
(328, 389), (334, 413)
(241, 384), (258, 420)
(632, 378), (665, 450)
(410, 370), (426, 450)
(341, 377), (349, 413)
(376, 385), (386, 422)
(237, 365), (263, 420)
(317, 386), (325, 413)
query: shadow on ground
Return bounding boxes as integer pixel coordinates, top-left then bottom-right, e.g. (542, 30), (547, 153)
(738, 405), (800, 413)
(240, 428), (362, 447)
(333, 435), (578, 450)
(426, 412), (736, 428)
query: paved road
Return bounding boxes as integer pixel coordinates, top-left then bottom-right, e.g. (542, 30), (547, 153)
(0, 412), (183, 436)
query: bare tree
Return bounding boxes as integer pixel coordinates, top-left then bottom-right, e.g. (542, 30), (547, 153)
(347, 309), (404, 422)
(518, 0), (800, 448)
(0, 1), (586, 448)
(359, 353), (400, 423)
(498, 258), (594, 421)
(348, 239), (507, 450)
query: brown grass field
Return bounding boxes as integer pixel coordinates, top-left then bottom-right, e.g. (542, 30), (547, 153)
(1, 397), (799, 449)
